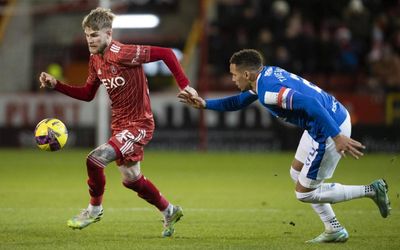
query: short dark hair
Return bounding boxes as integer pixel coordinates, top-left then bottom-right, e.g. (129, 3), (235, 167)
(229, 49), (264, 71)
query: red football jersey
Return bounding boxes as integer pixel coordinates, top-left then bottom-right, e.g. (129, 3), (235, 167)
(87, 41), (154, 132)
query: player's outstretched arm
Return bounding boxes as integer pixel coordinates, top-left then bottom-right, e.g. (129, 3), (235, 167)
(178, 90), (258, 111)
(333, 134), (366, 159)
(40, 71), (100, 102)
(149, 46), (198, 94)
(39, 72), (57, 89)
(178, 90), (205, 109)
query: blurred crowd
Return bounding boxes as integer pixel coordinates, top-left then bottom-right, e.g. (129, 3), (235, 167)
(207, 0), (400, 94)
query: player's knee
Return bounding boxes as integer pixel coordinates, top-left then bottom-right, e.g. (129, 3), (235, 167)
(290, 167), (300, 183)
(87, 143), (117, 166)
(120, 162), (142, 183)
(121, 162), (144, 193)
(295, 190), (316, 203)
(87, 152), (106, 168)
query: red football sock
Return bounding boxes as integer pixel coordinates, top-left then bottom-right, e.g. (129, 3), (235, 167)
(86, 156), (106, 206)
(123, 175), (169, 211)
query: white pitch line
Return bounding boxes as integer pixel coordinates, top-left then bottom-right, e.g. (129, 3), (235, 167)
(0, 207), (278, 212)
(0, 207), (396, 215)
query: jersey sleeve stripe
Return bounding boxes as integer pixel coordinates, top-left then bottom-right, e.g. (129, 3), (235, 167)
(286, 89), (294, 110)
(277, 87), (286, 107)
(278, 87), (295, 109)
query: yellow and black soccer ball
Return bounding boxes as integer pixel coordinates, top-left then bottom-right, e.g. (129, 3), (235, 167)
(34, 118), (68, 151)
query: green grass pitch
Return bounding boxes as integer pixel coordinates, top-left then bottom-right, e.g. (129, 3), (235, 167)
(0, 149), (399, 249)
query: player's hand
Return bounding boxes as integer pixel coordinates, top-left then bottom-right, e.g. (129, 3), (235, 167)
(333, 134), (366, 159)
(182, 86), (198, 97)
(39, 72), (57, 89)
(177, 89), (206, 109)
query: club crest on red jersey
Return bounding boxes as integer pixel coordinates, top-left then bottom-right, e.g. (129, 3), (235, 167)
(110, 65), (117, 74)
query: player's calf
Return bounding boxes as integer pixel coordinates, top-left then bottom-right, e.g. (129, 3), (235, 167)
(295, 182), (372, 204)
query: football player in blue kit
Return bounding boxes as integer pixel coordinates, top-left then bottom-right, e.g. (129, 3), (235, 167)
(178, 49), (391, 243)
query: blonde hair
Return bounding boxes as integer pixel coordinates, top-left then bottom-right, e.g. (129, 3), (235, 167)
(82, 7), (115, 31)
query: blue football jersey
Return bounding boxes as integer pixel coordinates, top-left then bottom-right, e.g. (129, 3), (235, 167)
(256, 66), (347, 140)
(205, 66), (348, 141)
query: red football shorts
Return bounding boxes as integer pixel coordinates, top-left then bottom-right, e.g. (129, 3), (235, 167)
(108, 126), (154, 166)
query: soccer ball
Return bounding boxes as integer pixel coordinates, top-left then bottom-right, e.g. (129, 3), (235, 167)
(34, 118), (68, 151)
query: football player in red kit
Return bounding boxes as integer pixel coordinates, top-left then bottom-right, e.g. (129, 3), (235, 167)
(39, 7), (197, 237)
